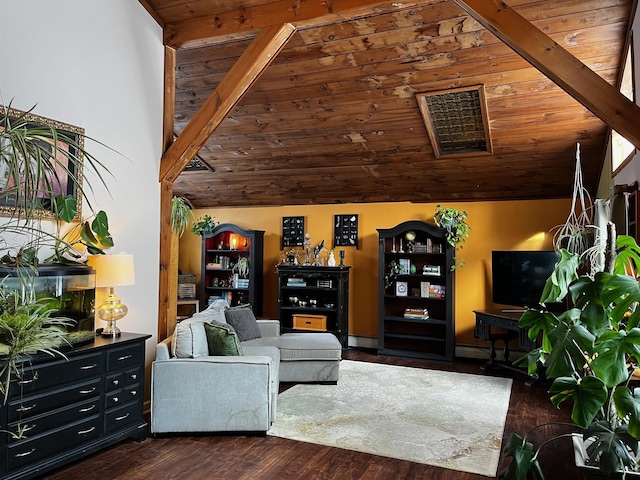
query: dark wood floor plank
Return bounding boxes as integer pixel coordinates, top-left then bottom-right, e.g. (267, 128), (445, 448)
(40, 348), (580, 480)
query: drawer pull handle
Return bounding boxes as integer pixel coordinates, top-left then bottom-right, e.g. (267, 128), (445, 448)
(17, 378), (35, 385)
(112, 379), (120, 386)
(79, 404), (97, 413)
(16, 404), (36, 413)
(80, 363), (98, 370)
(78, 426), (96, 435)
(115, 412), (130, 421)
(130, 374), (137, 380)
(79, 387), (96, 395)
(130, 390), (137, 396)
(118, 354), (133, 361)
(112, 397), (119, 403)
(14, 448), (36, 458)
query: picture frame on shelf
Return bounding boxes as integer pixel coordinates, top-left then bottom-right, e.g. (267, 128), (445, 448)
(395, 281), (408, 296)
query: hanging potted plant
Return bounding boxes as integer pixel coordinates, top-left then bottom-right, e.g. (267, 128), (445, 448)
(500, 227), (640, 479)
(433, 204), (470, 269)
(171, 195), (193, 238)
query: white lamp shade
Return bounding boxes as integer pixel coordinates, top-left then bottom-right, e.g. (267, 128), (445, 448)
(87, 254), (135, 288)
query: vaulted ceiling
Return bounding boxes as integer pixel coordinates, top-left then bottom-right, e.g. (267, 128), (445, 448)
(140, 0), (636, 208)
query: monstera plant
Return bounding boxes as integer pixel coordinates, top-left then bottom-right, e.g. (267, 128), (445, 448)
(500, 230), (640, 479)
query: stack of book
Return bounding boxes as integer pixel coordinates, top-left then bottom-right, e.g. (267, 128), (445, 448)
(420, 282), (446, 298)
(404, 308), (429, 320)
(235, 275), (249, 289)
(287, 277), (306, 287)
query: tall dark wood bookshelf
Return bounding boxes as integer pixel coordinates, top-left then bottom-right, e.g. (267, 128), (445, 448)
(377, 220), (455, 361)
(201, 223), (264, 315)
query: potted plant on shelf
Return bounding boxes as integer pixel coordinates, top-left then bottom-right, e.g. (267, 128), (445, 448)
(500, 227), (640, 479)
(191, 214), (217, 236)
(433, 204), (470, 269)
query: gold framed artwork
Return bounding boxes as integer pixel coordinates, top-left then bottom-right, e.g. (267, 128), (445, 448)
(0, 105), (85, 221)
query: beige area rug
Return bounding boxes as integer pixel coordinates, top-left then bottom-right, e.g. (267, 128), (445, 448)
(268, 360), (513, 477)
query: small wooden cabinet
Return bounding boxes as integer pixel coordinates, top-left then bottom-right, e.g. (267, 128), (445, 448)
(201, 223), (265, 315)
(377, 220), (455, 361)
(0, 333), (150, 480)
(277, 265), (350, 347)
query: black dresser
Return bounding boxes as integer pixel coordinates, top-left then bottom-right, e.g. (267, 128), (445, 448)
(0, 332), (150, 480)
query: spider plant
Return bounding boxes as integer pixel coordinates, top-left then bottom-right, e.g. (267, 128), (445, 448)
(172, 195), (193, 237)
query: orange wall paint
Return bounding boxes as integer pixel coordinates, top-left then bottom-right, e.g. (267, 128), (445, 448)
(178, 199), (570, 346)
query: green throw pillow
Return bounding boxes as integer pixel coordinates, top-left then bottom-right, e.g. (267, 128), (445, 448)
(203, 322), (244, 356)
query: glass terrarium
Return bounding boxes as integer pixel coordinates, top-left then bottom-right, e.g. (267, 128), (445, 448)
(0, 264), (96, 347)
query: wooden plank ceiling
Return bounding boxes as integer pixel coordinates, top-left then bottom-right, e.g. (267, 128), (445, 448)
(142, 0), (634, 208)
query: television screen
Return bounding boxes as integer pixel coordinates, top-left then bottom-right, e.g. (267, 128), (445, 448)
(491, 250), (563, 312)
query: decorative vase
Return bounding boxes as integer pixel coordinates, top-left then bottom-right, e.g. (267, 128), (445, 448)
(328, 252), (336, 267)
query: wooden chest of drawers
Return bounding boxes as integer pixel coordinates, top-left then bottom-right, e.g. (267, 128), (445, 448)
(0, 333), (150, 480)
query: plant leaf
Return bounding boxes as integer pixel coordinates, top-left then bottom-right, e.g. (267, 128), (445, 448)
(549, 376), (607, 428)
(540, 249), (579, 304)
(613, 386), (640, 438)
(53, 195), (77, 223)
(584, 421), (639, 475)
(498, 432), (536, 480)
(591, 329), (640, 387)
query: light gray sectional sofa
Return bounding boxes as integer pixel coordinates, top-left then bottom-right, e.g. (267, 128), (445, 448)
(150, 301), (342, 435)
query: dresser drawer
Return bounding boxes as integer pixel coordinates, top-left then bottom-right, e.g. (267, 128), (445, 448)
(105, 384), (141, 410)
(7, 415), (101, 472)
(106, 343), (144, 372)
(7, 397), (100, 441)
(8, 378), (102, 423)
(104, 401), (143, 433)
(11, 351), (105, 397)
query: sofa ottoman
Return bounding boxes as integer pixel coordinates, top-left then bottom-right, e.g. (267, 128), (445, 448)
(243, 331), (342, 383)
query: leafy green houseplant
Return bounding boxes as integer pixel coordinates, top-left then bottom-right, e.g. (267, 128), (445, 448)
(500, 231), (640, 479)
(433, 205), (470, 269)
(191, 214), (217, 236)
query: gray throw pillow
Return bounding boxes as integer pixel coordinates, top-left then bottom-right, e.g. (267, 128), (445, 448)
(224, 306), (262, 342)
(203, 322), (243, 356)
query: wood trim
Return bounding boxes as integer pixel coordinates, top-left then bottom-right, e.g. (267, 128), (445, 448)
(452, 0), (640, 151)
(159, 22), (297, 183)
(158, 179), (173, 340)
(163, 0), (440, 48)
(158, 47), (177, 342)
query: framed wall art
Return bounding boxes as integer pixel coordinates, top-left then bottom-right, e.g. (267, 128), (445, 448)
(333, 214), (358, 249)
(0, 105), (85, 221)
(282, 216), (305, 248)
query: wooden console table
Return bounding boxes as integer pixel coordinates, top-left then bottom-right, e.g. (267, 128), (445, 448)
(473, 309), (538, 379)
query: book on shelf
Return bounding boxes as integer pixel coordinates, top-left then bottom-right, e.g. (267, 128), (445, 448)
(287, 278), (306, 287)
(404, 308), (429, 320)
(399, 258), (410, 274)
(422, 265), (441, 276)
(420, 281), (445, 298)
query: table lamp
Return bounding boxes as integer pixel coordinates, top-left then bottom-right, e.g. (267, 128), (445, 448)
(87, 253), (135, 337)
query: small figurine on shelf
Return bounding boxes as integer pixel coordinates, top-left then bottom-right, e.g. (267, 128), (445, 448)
(328, 250), (336, 267)
(304, 232), (311, 265)
(313, 239), (326, 266)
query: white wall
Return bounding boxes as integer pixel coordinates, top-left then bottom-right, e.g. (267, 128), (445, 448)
(0, 1), (164, 368)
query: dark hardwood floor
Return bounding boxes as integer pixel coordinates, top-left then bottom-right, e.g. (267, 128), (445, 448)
(41, 348), (581, 480)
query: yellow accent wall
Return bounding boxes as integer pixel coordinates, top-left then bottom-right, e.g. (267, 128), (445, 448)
(178, 199), (570, 346)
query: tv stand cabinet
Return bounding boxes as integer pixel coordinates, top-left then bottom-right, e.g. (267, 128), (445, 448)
(0, 333), (150, 480)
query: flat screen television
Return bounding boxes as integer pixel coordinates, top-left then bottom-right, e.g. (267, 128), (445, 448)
(491, 250), (564, 312)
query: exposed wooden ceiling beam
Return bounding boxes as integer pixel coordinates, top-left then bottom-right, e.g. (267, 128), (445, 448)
(159, 22), (297, 183)
(452, 0), (640, 150)
(164, 0), (442, 48)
